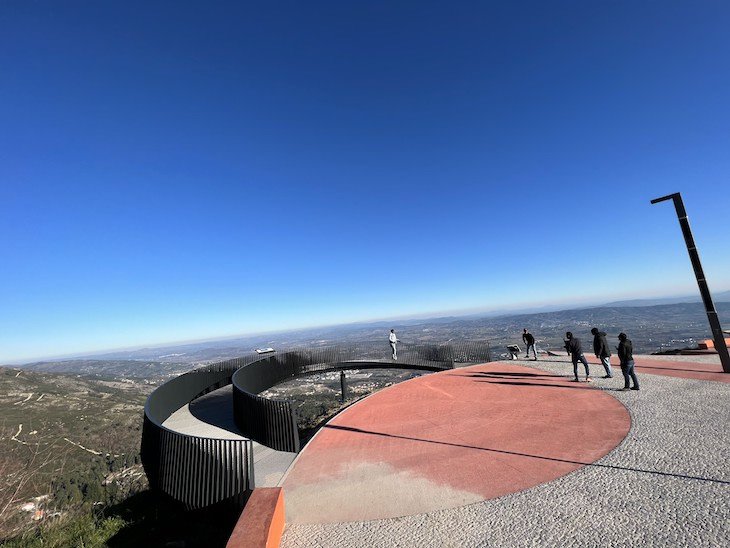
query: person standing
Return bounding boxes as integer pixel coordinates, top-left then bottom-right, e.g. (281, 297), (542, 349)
(564, 331), (592, 382)
(617, 333), (640, 391)
(389, 329), (399, 360)
(522, 328), (537, 360)
(591, 327), (613, 378)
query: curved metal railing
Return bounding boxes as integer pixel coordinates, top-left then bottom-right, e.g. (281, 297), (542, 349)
(141, 358), (257, 509)
(231, 341), (491, 452)
(142, 340), (491, 509)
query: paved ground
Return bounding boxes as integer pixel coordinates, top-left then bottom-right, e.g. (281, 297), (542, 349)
(281, 355), (730, 547)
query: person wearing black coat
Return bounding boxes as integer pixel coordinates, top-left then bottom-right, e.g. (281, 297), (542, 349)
(617, 333), (640, 390)
(564, 331), (592, 382)
(591, 327), (614, 378)
(522, 328), (537, 360)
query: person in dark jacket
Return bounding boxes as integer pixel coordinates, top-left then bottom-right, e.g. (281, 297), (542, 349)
(617, 333), (639, 390)
(591, 327), (613, 378)
(564, 331), (592, 382)
(522, 328), (537, 360)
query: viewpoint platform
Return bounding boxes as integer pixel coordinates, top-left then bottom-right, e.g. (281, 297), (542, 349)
(279, 354), (730, 547)
(281, 362), (630, 523)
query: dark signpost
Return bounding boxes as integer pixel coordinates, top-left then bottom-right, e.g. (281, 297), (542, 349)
(651, 192), (730, 373)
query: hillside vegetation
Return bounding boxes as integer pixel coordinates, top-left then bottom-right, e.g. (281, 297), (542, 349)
(0, 367), (150, 541)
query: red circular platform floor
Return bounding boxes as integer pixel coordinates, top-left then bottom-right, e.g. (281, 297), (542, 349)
(282, 362), (630, 523)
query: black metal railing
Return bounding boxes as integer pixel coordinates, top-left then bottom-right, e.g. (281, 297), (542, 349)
(230, 341), (491, 452)
(141, 359), (257, 510)
(142, 340), (491, 508)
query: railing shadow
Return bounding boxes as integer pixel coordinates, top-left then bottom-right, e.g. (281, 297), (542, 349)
(450, 371), (594, 389)
(452, 371), (565, 379)
(474, 379), (595, 390)
(323, 424), (730, 486)
(187, 385), (241, 437)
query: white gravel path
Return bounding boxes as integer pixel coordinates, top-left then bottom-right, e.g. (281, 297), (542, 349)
(281, 356), (730, 547)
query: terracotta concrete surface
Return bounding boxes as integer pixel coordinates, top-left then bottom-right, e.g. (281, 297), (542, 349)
(227, 488), (285, 548)
(633, 357), (730, 383)
(281, 361), (630, 524)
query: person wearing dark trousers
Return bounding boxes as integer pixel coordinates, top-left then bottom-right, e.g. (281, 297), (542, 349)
(565, 332), (592, 382)
(522, 328), (537, 360)
(617, 333), (640, 391)
(591, 327), (613, 378)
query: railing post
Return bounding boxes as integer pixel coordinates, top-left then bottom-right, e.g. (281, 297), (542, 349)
(247, 440), (256, 490)
(340, 371), (347, 403)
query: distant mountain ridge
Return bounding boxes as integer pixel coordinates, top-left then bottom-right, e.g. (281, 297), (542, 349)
(601, 290), (730, 308)
(7, 291), (730, 367)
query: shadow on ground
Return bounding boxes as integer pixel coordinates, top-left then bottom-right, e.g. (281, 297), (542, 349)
(106, 491), (243, 548)
(451, 371), (595, 390)
(323, 424), (729, 485)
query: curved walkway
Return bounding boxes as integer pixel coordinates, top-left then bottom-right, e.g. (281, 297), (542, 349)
(163, 386), (298, 488)
(282, 355), (730, 547)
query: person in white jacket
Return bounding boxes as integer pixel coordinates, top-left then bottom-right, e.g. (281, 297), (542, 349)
(389, 329), (399, 360)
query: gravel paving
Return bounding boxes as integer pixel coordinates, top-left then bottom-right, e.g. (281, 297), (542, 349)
(634, 354), (722, 364)
(281, 356), (730, 547)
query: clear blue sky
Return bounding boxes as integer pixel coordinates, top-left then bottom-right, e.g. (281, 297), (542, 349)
(2, 1), (729, 363)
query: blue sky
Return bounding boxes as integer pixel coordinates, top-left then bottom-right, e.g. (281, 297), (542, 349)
(2, 1), (730, 363)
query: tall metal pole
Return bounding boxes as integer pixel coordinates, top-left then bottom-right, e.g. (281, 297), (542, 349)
(340, 371), (348, 403)
(651, 192), (730, 373)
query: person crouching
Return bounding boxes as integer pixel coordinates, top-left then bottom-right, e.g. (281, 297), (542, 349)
(564, 331), (592, 382)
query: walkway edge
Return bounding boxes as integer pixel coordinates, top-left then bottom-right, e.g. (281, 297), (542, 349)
(227, 487), (285, 548)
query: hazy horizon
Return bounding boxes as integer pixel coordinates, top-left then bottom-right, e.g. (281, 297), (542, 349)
(6, 286), (728, 365)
